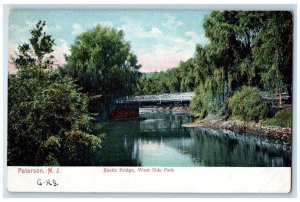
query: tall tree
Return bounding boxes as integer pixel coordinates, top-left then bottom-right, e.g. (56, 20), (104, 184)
(62, 25), (141, 113)
(203, 11), (240, 93)
(11, 20), (55, 71)
(252, 11), (293, 96)
(191, 11), (293, 119)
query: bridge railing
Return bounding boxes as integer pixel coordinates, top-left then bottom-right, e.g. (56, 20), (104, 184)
(116, 92), (195, 103)
(260, 91), (291, 109)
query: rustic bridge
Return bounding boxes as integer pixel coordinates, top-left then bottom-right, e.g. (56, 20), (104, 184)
(110, 91), (290, 120)
(116, 92), (195, 106)
(110, 92), (195, 120)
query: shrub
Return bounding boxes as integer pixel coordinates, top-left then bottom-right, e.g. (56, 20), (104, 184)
(63, 130), (102, 165)
(228, 86), (268, 122)
(8, 69), (102, 166)
(263, 107), (292, 128)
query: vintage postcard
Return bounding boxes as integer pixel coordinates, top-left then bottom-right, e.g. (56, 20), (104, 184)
(6, 8), (293, 193)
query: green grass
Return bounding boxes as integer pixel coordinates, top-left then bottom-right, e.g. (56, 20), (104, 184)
(263, 107), (292, 128)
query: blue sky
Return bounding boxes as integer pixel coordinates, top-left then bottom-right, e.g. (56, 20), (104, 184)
(9, 10), (210, 72)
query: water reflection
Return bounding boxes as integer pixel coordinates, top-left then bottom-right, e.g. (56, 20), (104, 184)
(93, 108), (291, 167)
(186, 128), (291, 166)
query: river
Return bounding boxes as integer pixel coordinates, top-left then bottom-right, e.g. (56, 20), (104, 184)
(92, 108), (291, 167)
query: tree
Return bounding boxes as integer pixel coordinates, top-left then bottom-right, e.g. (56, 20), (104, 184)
(11, 20), (55, 71)
(252, 11), (293, 96)
(61, 25), (141, 114)
(8, 21), (102, 166)
(202, 11), (293, 96)
(203, 11), (239, 93)
(190, 11), (292, 120)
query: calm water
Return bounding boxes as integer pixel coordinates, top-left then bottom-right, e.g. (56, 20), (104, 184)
(93, 108), (291, 167)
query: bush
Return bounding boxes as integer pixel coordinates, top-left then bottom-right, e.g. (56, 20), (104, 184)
(63, 130), (102, 165)
(8, 69), (102, 166)
(263, 107), (292, 128)
(228, 86), (268, 122)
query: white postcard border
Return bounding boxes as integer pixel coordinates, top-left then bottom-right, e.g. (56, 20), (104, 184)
(7, 167), (291, 193)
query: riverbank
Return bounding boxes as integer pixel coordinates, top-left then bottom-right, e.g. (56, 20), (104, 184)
(182, 119), (291, 140)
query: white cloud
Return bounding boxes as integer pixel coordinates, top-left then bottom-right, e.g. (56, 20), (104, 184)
(119, 18), (162, 40)
(53, 39), (70, 66)
(146, 27), (162, 37)
(9, 21), (33, 43)
(137, 27), (162, 38)
(135, 31), (207, 72)
(9, 20), (62, 44)
(140, 30), (205, 55)
(137, 45), (193, 72)
(46, 24), (62, 32)
(117, 17), (208, 72)
(8, 39), (70, 73)
(8, 42), (19, 74)
(185, 31), (200, 40)
(9, 20), (37, 36)
(162, 14), (185, 29)
(93, 21), (114, 27)
(134, 33), (200, 72)
(136, 32), (206, 72)
(9, 20), (62, 35)
(9, 24), (24, 36)
(71, 23), (84, 36)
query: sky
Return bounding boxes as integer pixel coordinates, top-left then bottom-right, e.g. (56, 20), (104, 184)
(8, 10), (211, 73)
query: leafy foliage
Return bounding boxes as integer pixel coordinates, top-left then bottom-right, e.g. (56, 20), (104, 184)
(190, 69), (227, 119)
(133, 11), (292, 125)
(252, 12), (293, 96)
(133, 69), (181, 95)
(8, 70), (102, 166)
(8, 21), (102, 166)
(61, 25), (141, 114)
(228, 87), (268, 122)
(63, 130), (102, 165)
(133, 58), (201, 95)
(263, 107), (292, 128)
